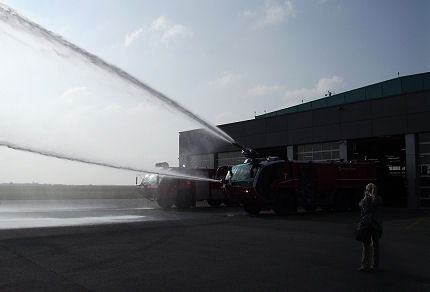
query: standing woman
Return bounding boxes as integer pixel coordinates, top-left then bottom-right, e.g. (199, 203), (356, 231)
(358, 183), (383, 272)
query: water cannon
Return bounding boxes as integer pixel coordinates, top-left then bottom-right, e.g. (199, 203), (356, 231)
(231, 142), (247, 152)
(231, 142), (262, 159)
(242, 148), (262, 159)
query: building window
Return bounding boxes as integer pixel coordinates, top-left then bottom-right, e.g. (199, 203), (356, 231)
(420, 165), (430, 176)
(187, 154), (211, 168)
(296, 142), (340, 162)
(217, 151), (245, 167)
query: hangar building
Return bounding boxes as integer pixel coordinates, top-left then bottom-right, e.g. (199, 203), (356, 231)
(179, 72), (430, 209)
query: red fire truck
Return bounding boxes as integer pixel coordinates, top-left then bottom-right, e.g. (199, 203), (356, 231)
(221, 154), (377, 215)
(137, 163), (226, 209)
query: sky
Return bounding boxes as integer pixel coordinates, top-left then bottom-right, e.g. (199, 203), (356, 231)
(0, 0), (429, 185)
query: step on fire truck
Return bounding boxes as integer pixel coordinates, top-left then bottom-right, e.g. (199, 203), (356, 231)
(137, 162), (227, 209)
(220, 150), (378, 215)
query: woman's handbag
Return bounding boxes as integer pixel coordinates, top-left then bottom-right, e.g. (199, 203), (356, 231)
(355, 223), (371, 243)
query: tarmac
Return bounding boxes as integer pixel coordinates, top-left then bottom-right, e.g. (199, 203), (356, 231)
(0, 201), (429, 291)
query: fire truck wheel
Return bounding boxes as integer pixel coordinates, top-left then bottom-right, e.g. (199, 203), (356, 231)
(274, 206), (289, 215)
(176, 190), (195, 209)
(334, 191), (349, 212)
(320, 204), (333, 211)
(157, 197), (172, 209)
(303, 204), (317, 212)
(223, 200), (240, 207)
(244, 204), (261, 215)
(207, 199), (222, 207)
(350, 190), (362, 211)
(274, 193), (297, 215)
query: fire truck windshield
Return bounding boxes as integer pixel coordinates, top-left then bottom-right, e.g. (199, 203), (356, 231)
(141, 174), (158, 185)
(227, 164), (257, 183)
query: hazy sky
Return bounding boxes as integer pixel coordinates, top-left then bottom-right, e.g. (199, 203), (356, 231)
(0, 0), (429, 185)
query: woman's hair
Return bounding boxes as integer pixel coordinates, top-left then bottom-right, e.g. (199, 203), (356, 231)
(365, 183), (377, 197)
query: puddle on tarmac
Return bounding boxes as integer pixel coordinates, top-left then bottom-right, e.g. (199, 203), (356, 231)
(0, 215), (150, 229)
(0, 199), (158, 229)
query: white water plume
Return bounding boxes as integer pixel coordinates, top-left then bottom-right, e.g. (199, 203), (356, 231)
(0, 3), (235, 184)
(0, 141), (220, 182)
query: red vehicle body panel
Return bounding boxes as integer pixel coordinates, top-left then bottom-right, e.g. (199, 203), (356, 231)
(138, 168), (224, 208)
(223, 159), (378, 214)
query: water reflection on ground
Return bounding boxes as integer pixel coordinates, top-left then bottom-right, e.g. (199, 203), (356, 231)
(0, 199), (159, 229)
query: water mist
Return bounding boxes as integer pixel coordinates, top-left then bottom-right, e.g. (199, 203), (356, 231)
(0, 3), (238, 184)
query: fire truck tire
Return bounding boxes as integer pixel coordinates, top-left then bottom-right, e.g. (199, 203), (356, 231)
(319, 191), (334, 211)
(176, 190), (195, 209)
(244, 204), (261, 215)
(320, 204), (333, 211)
(274, 192), (297, 215)
(303, 204), (317, 212)
(350, 190), (362, 211)
(223, 200), (240, 207)
(334, 191), (350, 212)
(157, 197), (173, 209)
(207, 199), (222, 207)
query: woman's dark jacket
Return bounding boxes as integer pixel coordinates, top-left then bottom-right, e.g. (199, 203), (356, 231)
(359, 195), (383, 234)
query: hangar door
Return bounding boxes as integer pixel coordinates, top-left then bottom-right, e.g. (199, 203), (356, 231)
(418, 132), (430, 208)
(348, 135), (407, 207)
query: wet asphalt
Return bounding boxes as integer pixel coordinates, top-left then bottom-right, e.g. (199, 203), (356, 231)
(0, 199), (429, 291)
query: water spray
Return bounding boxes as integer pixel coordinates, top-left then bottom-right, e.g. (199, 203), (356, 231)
(0, 3), (248, 178)
(0, 3), (235, 145)
(0, 141), (219, 183)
